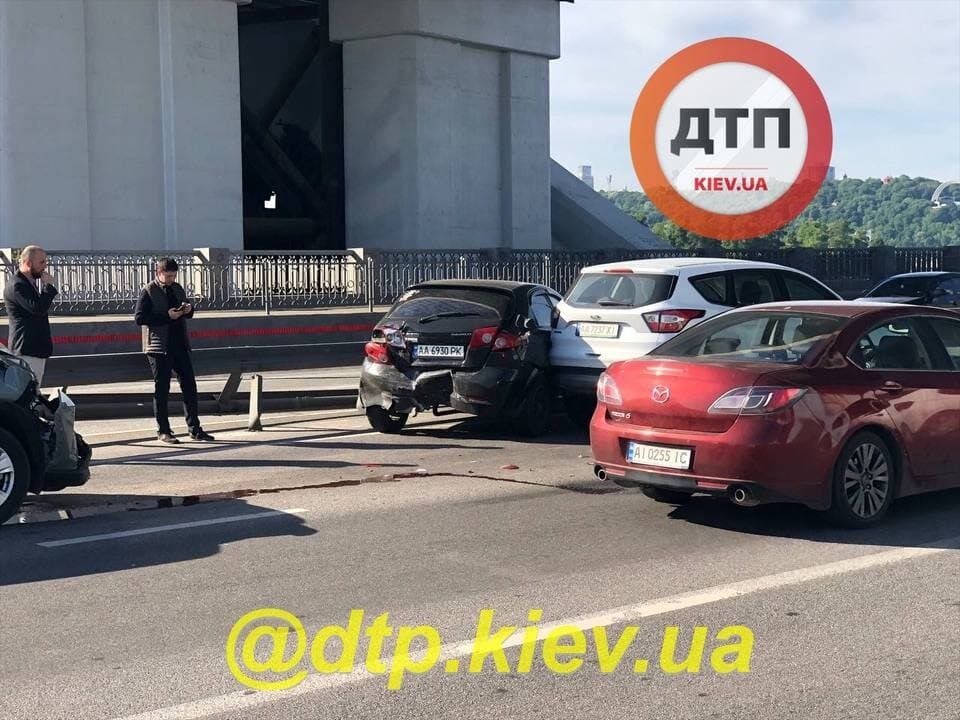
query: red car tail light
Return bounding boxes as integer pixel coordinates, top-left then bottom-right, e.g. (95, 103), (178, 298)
(597, 372), (622, 406)
(642, 309), (706, 333)
(469, 326), (521, 351)
(364, 341), (391, 364)
(708, 386), (807, 415)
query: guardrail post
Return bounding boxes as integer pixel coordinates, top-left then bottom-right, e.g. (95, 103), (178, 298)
(193, 248), (230, 310)
(248, 374), (263, 431)
(366, 256), (375, 312)
(262, 258), (272, 316)
(216, 370), (243, 413)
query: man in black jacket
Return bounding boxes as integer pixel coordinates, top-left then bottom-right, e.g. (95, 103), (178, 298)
(3, 245), (58, 384)
(135, 258), (214, 444)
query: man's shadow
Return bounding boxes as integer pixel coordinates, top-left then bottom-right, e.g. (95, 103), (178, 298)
(0, 500), (316, 586)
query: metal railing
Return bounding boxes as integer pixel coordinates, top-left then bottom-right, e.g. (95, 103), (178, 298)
(895, 247), (943, 273)
(1, 245), (958, 316)
(0, 248), (367, 315)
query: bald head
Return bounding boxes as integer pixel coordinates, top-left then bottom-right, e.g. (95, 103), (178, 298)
(20, 246), (48, 279)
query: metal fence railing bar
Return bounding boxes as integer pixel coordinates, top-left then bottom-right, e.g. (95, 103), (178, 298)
(0, 246), (956, 316)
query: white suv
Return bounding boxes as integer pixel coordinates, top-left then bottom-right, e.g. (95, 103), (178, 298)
(550, 257), (842, 423)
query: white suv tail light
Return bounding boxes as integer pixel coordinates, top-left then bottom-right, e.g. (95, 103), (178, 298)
(642, 309), (706, 333)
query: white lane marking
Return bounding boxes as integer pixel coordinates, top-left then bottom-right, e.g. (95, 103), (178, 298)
(37, 509), (309, 548)
(111, 535), (959, 720)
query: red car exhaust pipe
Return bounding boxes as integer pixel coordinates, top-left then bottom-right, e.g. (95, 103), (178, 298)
(594, 465), (607, 482)
(730, 485), (759, 507)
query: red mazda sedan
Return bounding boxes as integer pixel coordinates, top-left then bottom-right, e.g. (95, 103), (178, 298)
(590, 302), (960, 527)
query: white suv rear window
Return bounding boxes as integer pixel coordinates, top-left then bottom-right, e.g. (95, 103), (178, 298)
(565, 273), (674, 308)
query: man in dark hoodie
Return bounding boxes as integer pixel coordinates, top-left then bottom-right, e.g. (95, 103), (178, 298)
(135, 258), (214, 444)
(3, 245), (58, 385)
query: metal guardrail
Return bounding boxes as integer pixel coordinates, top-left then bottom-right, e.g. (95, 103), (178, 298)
(44, 341), (365, 388)
(0, 249), (367, 315)
(1, 245), (957, 316)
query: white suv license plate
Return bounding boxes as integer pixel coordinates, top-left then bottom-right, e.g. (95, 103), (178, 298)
(578, 322), (619, 339)
(626, 442), (692, 470)
(415, 344), (465, 359)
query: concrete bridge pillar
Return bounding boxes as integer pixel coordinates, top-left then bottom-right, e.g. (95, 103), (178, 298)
(329, 0), (560, 251)
(0, 0), (246, 252)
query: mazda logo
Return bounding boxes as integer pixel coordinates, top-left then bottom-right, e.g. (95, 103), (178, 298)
(651, 385), (670, 404)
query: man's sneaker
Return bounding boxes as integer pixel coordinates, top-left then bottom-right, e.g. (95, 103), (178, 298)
(190, 430), (215, 442)
(158, 432), (180, 444)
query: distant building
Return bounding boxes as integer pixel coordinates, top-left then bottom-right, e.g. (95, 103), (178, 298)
(882, 176), (894, 185)
(826, 166), (836, 182)
(578, 165), (594, 189)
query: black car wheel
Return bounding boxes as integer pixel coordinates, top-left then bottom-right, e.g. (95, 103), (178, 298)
(0, 428), (31, 526)
(365, 406), (409, 434)
(641, 486), (694, 504)
(825, 431), (896, 528)
(564, 396), (597, 428)
(514, 376), (551, 437)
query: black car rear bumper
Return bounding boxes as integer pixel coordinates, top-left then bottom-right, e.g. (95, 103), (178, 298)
(359, 360), (522, 417)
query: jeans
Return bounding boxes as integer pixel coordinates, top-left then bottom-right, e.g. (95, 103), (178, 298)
(147, 349), (200, 435)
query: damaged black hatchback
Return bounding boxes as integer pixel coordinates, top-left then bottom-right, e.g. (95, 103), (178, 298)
(0, 347), (92, 525)
(358, 280), (562, 436)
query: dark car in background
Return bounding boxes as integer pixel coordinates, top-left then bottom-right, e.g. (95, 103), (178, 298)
(859, 271), (960, 308)
(358, 280), (563, 436)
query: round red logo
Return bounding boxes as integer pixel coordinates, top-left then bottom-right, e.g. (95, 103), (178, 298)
(630, 37), (832, 241)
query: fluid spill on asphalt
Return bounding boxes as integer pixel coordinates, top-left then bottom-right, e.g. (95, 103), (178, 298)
(7, 469), (622, 526)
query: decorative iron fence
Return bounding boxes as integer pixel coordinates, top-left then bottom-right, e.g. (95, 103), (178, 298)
(895, 247), (943, 273)
(0, 249), (367, 315)
(1, 245), (958, 316)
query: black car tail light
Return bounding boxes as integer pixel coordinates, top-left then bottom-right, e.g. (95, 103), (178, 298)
(469, 326), (521, 351)
(469, 326), (499, 349)
(364, 341), (390, 364)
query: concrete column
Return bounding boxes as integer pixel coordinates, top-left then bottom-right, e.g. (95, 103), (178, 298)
(0, 0), (245, 252)
(158, 0), (245, 251)
(0, 0), (93, 251)
(501, 52), (551, 250)
(85, 0), (165, 251)
(330, 0), (559, 252)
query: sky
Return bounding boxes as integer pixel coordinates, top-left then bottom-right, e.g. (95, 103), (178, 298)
(549, 0), (960, 192)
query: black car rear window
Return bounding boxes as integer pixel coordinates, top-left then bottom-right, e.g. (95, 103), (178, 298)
(565, 272), (674, 308)
(384, 287), (511, 322)
(867, 276), (936, 297)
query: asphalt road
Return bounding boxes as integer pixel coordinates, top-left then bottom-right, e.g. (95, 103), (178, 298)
(2, 409), (959, 720)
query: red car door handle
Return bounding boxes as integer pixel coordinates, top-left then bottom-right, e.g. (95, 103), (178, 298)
(879, 381), (903, 393)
